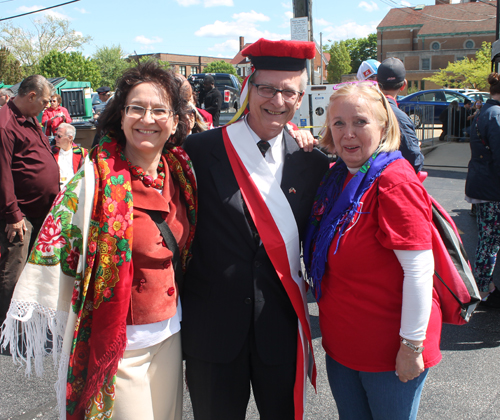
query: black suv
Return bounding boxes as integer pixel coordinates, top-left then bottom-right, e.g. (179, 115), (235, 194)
(189, 73), (241, 112)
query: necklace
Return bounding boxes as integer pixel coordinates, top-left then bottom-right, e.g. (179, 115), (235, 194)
(121, 150), (166, 190)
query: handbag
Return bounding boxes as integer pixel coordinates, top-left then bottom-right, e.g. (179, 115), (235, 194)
(418, 173), (481, 324)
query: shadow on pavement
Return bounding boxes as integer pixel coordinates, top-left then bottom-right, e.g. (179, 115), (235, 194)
(423, 168), (467, 180)
(440, 307), (500, 351)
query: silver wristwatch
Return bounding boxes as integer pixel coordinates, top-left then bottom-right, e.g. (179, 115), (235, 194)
(400, 337), (425, 354)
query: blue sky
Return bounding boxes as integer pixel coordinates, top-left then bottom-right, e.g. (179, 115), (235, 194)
(1, 0), (444, 59)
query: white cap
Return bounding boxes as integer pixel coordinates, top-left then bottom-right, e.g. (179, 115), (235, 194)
(357, 59), (381, 81)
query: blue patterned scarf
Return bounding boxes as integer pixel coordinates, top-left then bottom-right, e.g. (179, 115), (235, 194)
(303, 150), (403, 300)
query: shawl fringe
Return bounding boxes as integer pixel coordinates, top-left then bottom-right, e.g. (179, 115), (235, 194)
(76, 326), (127, 412)
(0, 299), (68, 376)
(56, 350), (70, 420)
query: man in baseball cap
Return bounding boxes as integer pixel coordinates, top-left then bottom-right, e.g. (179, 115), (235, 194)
(357, 59), (380, 81)
(182, 38), (328, 419)
(377, 57), (424, 172)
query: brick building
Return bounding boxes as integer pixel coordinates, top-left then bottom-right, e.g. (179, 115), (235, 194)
(377, 0), (496, 93)
(129, 53), (233, 77)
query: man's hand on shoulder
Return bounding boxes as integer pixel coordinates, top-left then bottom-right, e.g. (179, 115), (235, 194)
(5, 219), (27, 243)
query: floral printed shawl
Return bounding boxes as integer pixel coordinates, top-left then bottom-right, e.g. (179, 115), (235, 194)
(0, 135), (197, 420)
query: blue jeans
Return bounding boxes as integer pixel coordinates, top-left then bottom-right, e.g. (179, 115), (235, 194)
(325, 354), (428, 420)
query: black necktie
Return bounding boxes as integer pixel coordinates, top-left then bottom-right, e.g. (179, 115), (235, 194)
(257, 140), (270, 157)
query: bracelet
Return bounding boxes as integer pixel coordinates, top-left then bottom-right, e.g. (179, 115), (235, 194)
(400, 337), (425, 354)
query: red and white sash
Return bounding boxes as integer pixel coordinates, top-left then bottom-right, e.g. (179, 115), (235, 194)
(222, 121), (316, 419)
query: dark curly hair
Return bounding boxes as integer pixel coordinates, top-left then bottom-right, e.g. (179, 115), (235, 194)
(488, 72), (500, 96)
(97, 61), (189, 146)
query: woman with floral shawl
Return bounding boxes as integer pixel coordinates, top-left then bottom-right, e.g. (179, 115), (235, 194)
(1, 62), (197, 420)
(304, 82), (441, 420)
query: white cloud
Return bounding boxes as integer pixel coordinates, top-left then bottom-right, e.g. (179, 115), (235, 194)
(74, 7), (88, 14)
(358, 1), (379, 12)
(401, 0), (411, 5)
(281, 2), (291, 8)
(208, 39), (240, 55)
(204, 0), (233, 6)
(135, 35), (163, 45)
(195, 11), (272, 38)
(285, 11), (293, 19)
(232, 10), (270, 23)
(17, 5), (71, 20)
(322, 21), (377, 42)
(175, 0), (200, 6)
(315, 18), (331, 27)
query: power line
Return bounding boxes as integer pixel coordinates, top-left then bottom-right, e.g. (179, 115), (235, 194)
(0, 0), (80, 22)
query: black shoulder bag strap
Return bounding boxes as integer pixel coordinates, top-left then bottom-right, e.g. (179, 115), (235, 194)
(474, 109), (491, 151)
(146, 209), (184, 294)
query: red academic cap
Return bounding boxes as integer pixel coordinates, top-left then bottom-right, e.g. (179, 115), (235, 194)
(242, 38), (316, 71)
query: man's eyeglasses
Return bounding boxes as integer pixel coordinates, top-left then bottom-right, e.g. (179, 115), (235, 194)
(56, 134), (65, 138)
(250, 82), (303, 102)
(50, 100), (58, 103)
(124, 105), (173, 120)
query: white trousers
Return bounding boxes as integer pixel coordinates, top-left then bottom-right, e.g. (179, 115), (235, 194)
(113, 331), (182, 420)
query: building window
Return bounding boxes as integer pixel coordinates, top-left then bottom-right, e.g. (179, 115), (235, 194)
(191, 66), (198, 75)
(465, 40), (474, 49)
(431, 42), (440, 51)
(421, 58), (430, 70)
(420, 80), (425, 90)
(408, 80), (412, 89)
(456, 56), (466, 62)
(179, 66), (186, 76)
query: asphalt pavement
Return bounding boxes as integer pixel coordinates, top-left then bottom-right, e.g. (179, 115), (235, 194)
(2, 141), (500, 420)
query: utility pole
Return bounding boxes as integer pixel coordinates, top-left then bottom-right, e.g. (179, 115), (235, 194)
(320, 32), (324, 84)
(293, 0), (314, 84)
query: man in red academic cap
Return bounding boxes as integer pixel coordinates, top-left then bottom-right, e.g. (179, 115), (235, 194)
(182, 38), (329, 419)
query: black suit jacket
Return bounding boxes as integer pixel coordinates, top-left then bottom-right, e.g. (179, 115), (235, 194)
(182, 125), (329, 365)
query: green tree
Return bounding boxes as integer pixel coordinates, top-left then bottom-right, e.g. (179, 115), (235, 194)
(324, 34), (377, 73)
(39, 51), (101, 88)
(93, 45), (133, 89)
(203, 60), (237, 76)
(327, 41), (351, 84)
(424, 42), (491, 90)
(127, 55), (170, 70)
(0, 16), (92, 71)
(138, 56), (170, 69)
(0, 46), (24, 84)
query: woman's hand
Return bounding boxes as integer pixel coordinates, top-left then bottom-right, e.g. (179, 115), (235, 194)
(287, 124), (318, 152)
(395, 341), (425, 383)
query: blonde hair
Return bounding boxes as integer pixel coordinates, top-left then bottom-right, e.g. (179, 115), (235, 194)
(320, 82), (400, 153)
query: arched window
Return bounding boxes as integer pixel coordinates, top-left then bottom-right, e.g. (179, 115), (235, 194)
(431, 42), (440, 51)
(465, 40), (475, 49)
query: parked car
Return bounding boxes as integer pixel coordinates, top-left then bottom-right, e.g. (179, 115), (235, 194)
(398, 89), (472, 127)
(189, 73), (241, 112)
(466, 91), (490, 103)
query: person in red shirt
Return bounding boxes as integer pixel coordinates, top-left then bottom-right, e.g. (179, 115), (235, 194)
(41, 93), (72, 136)
(304, 81), (441, 420)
